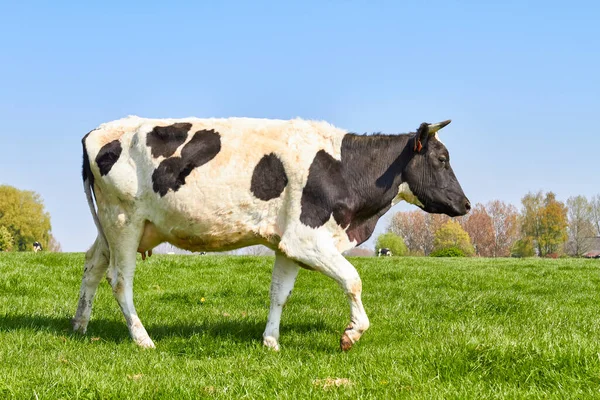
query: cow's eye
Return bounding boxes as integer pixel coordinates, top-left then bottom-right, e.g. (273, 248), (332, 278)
(438, 156), (447, 163)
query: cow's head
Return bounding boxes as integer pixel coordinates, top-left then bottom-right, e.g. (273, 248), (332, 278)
(399, 120), (470, 217)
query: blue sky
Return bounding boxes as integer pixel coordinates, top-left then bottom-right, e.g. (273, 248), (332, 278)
(0, 1), (598, 252)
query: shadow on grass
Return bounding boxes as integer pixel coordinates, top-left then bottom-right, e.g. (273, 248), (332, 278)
(0, 313), (126, 340)
(0, 313), (331, 348)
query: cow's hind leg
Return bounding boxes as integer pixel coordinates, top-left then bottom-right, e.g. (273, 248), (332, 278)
(263, 252), (300, 351)
(281, 234), (369, 351)
(106, 222), (155, 348)
(73, 236), (110, 333)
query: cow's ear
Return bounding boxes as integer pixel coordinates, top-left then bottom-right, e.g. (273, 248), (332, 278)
(414, 120), (451, 153)
(414, 123), (429, 153)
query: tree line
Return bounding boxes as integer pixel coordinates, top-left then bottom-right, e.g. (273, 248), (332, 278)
(0, 185), (60, 252)
(377, 192), (600, 257)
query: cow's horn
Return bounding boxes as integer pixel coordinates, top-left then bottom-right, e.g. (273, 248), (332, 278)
(428, 119), (451, 134)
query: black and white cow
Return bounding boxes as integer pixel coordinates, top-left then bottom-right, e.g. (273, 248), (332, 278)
(73, 116), (470, 351)
(33, 241), (43, 252)
(377, 248), (392, 257)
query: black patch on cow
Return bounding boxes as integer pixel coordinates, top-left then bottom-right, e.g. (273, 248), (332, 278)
(299, 150), (353, 229)
(250, 153), (288, 201)
(146, 123), (192, 158)
(152, 129), (221, 196)
(95, 140), (122, 176)
(299, 133), (415, 242)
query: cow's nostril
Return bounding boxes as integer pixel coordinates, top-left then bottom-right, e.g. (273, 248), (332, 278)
(465, 201), (471, 212)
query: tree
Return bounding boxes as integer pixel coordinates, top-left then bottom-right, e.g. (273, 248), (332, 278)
(520, 191), (568, 257)
(566, 195), (595, 256)
(591, 194), (600, 237)
(0, 185), (54, 251)
(389, 210), (428, 255)
(461, 203), (495, 256)
(538, 192), (568, 256)
(47, 235), (62, 252)
(521, 191), (544, 255)
(389, 210), (449, 255)
(433, 220), (474, 256)
(430, 214), (451, 236)
(375, 232), (407, 256)
(487, 200), (520, 257)
(0, 226), (14, 251)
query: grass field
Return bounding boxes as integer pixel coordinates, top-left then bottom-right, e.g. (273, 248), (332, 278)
(2, 253), (600, 398)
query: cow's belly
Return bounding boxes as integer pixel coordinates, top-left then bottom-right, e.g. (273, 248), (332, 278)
(137, 183), (285, 253)
(138, 221), (268, 252)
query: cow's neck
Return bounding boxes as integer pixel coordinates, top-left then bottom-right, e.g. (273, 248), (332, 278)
(341, 133), (413, 213)
(340, 132), (414, 243)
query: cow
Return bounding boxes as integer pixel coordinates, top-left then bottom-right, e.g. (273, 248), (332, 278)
(73, 116), (470, 351)
(377, 248), (392, 257)
(33, 241), (43, 252)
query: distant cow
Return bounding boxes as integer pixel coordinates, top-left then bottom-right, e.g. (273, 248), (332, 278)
(377, 248), (392, 257)
(73, 116), (470, 351)
(33, 242), (42, 252)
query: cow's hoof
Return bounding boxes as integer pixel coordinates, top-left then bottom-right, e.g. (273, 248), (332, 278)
(136, 337), (156, 349)
(340, 332), (354, 352)
(72, 319), (88, 334)
(263, 336), (280, 351)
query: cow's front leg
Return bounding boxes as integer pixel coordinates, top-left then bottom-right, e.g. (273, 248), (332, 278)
(280, 233), (370, 351)
(324, 256), (369, 352)
(263, 252), (300, 351)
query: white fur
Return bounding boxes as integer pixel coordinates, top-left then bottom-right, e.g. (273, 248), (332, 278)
(392, 182), (423, 207)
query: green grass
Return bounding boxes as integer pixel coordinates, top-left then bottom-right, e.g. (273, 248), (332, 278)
(1, 253), (600, 398)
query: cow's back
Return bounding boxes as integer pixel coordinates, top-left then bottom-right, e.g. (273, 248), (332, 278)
(84, 116), (346, 251)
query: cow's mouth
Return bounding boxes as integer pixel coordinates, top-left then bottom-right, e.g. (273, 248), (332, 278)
(420, 200), (469, 217)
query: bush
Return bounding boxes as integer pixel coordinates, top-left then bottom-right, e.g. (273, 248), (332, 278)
(430, 247), (466, 257)
(375, 233), (407, 257)
(511, 238), (535, 257)
(433, 220), (474, 256)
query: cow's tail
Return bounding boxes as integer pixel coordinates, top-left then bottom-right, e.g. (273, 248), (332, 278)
(82, 133), (108, 247)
